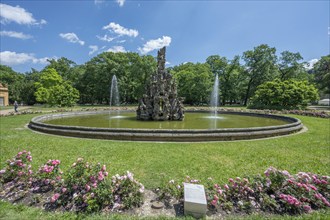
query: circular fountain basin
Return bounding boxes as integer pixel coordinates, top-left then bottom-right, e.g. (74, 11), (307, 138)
(28, 111), (303, 142)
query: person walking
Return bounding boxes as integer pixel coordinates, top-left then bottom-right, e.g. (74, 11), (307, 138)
(14, 101), (18, 112)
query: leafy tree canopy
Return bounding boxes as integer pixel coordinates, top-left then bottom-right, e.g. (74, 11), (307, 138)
(34, 68), (79, 107)
(249, 79), (319, 110)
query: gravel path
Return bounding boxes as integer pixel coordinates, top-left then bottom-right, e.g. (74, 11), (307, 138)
(0, 106), (31, 115)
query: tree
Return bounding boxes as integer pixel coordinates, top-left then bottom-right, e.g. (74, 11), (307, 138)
(35, 68), (79, 107)
(278, 51), (305, 80)
(313, 55), (330, 95)
(206, 55), (241, 105)
(46, 57), (78, 82)
(79, 52), (156, 104)
(171, 62), (213, 105)
(248, 79), (319, 110)
(0, 65), (24, 103)
(242, 44), (278, 105)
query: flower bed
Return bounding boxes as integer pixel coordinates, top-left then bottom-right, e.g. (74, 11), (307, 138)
(0, 150), (329, 217)
(0, 150), (144, 213)
(157, 167), (330, 215)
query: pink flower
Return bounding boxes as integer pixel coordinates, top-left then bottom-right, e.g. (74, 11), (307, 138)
(224, 184), (229, 190)
(104, 172), (108, 177)
(303, 205), (311, 212)
(92, 182), (97, 188)
(85, 184), (91, 192)
(213, 195), (219, 201)
(228, 178), (234, 183)
(101, 165), (106, 172)
(314, 193), (321, 200)
(61, 188), (67, 193)
(51, 193), (60, 203)
(211, 199), (217, 206)
(98, 171), (104, 181)
(309, 184), (317, 191)
(17, 171), (24, 176)
(90, 193), (95, 198)
(52, 160), (60, 165)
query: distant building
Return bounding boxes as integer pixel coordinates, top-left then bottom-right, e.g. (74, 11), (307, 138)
(0, 83), (9, 106)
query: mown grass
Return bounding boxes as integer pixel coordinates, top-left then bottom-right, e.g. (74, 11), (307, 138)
(0, 113), (329, 219)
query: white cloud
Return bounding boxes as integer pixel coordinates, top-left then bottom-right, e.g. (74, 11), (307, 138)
(116, 0), (125, 7)
(165, 61), (171, 65)
(59, 33), (85, 46)
(0, 30), (32, 39)
(0, 3), (46, 25)
(0, 51), (50, 66)
(117, 40), (126, 43)
(89, 45), (99, 55)
(107, 46), (126, 53)
(97, 34), (115, 42)
(138, 36), (172, 54)
(304, 59), (318, 70)
(103, 22), (138, 37)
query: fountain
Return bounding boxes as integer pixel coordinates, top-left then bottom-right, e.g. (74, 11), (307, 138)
(210, 73), (219, 118)
(28, 47), (304, 142)
(110, 75), (119, 107)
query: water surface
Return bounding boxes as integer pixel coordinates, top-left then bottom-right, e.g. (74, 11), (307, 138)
(45, 112), (288, 129)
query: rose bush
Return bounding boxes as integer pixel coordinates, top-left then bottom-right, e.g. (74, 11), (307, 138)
(158, 167), (330, 215)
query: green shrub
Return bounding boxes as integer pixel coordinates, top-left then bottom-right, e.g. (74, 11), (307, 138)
(248, 79), (319, 110)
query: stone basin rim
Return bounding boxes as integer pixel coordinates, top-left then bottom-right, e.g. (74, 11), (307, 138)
(28, 110), (303, 142)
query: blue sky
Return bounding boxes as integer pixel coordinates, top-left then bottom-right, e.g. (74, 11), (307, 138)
(0, 0), (329, 73)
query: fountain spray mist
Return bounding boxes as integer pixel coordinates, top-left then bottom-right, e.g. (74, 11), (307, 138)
(110, 75), (119, 107)
(211, 73), (219, 117)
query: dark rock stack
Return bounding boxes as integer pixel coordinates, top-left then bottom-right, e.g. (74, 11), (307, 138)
(136, 47), (184, 121)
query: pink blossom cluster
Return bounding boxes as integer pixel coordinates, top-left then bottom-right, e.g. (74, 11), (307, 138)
(314, 193), (330, 207)
(37, 159), (62, 186)
(280, 194), (301, 206)
(112, 171), (145, 194)
(0, 150), (33, 182)
(51, 193), (60, 203)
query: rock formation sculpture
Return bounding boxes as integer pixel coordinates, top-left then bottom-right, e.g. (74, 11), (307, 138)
(136, 47), (184, 121)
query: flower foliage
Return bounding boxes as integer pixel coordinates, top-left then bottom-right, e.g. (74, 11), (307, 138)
(51, 158), (113, 212)
(159, 167), (330, 215)
(0, 151), (144, 213)
(111, 171), (145, 210)
(0, 150), (33, 183)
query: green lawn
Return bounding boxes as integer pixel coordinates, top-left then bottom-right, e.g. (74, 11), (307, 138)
(0, 112), (329, 219)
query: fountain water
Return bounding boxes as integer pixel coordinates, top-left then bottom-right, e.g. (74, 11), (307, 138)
(110, 75), (119, 107)
(210, 73), (219, 118)
(110, 75), (121, 119)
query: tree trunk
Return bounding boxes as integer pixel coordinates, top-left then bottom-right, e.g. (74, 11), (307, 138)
(244, 79), (253, 106)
